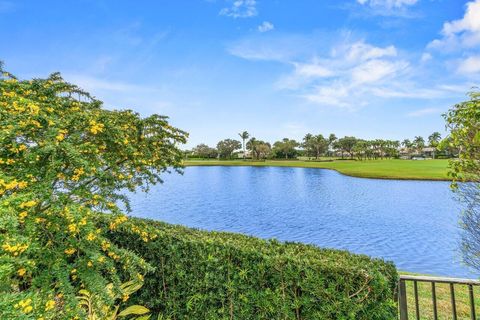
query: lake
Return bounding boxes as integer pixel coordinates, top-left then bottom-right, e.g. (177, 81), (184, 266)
(128, 165), (476, 278)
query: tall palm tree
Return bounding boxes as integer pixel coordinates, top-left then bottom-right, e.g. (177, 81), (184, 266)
(413, 136), (425, 155)
(238, 131), (249, 160)
(428, 132), (442, 147)
(428, 132), (442, 159)
(247, 137), (258, 160)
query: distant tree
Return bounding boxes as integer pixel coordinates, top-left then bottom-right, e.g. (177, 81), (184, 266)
(402, 139), (412, 149)
(303, 134), (328, 159)
(327, 134), (337, 157)
(353, 140), (369, 160)
(193, 143), (218, 159)
(272, 138), (299, 159)
(302, 134), (314, 158)
(238, 131), (250, 160)
(444, 90), (480, 272)
(386, 140), (400, 158)
(216, 139), (242, 159)
(334, 136), (357, 159)
(413, 136), (425, 154)
(428, 132), (442, 147)
(255, 141), (272, 159)
(246, 137), (258, 159)
(246, 138), (271, 160)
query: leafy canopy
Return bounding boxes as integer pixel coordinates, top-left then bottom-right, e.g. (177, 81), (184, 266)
(0, 64), (187, 318)
(444, 90), (480, 271)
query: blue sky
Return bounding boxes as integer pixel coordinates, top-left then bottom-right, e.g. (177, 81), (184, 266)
(1, 0), (479, 148)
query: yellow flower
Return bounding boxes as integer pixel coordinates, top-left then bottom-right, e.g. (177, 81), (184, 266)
(86, 232), (96, 241)
(23, 305), (33, 313)
(20, 200), (37, 208)
(45, 299), (55, 311)
(89, 120), (104, 135)
(68, 223), (78, 234)
(18, 298), (31, 307)
(19, 211), (28, 220)
(122, 295), (129, 302)
(87, 261), (93, 267)
(17, 268), (26, 276)
(64, 248), (76, 255)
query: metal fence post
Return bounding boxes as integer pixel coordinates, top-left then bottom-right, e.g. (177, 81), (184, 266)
(399, 279), (408, 320)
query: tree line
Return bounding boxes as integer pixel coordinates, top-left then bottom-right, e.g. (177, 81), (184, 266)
(188, 131), (454, 160)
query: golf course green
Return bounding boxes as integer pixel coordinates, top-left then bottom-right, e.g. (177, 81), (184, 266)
(184, 159), (451, 181)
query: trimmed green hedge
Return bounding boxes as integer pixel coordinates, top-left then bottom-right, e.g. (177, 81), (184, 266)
(106, 217), (398, 319)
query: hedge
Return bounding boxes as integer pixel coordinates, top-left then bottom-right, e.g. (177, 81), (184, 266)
(105, 217), (398, 320)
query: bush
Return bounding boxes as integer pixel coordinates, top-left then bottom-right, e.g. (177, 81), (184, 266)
(105, 217), (398, 320)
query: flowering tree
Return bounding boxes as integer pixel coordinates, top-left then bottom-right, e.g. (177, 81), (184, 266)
(0, 63), (187, 318)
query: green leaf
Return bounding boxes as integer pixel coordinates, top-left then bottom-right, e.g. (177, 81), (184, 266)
(117, 305), (150, 317)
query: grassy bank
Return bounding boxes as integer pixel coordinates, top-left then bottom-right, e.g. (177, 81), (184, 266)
(184, 159), (451, 181)
(399, 272), (480, 319)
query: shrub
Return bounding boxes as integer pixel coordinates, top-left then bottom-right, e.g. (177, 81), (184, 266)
(106, 217), (398, 320)
(0, 64), (187, 318)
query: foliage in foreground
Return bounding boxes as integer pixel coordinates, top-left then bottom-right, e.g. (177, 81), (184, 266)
(444, 90), (480, 272)
(106, 217), (399, 320)
(0, 64), (187, 318)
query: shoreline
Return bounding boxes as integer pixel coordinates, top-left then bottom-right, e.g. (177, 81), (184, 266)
(183, 159), (452, 182)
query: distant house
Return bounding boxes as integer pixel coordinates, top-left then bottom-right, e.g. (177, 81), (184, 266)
(422, 147), (436, 158)
(398, 147), (437, 159)
(237, 150), (252, 158)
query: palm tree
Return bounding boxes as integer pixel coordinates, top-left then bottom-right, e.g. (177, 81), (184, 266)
(413, 136), (425, 155)
(246, 137), (258, 160)
(238, 131), (249, 160)
(428, 132), (442, 159)
(428, 132), (442, 147)
(402, 139), (412, 148)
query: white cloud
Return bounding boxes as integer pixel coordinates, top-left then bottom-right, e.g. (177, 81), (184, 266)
(406, 108), (441, 117)
(258, 21), (274, 33)
(294, 62), (333, 78)
(356, 0), (418, 9)
(229, 32), (460, 109)
(421, 52), (432, 62)
(350, 59), (408, 84)
(428, 1), (480, 75)
(281, 40), (411, 108)
(429, 0), (480, 50)
(220, 0), (257, 18)
(457, 55), (480, 74)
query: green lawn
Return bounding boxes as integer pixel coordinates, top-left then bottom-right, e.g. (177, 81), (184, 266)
(399, 272), (480, 320)
(184, 159), (451, 181)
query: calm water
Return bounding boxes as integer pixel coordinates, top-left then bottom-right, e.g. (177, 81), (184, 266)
(128, 166), (476, 278)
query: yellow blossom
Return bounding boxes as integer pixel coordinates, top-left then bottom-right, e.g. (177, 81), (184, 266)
(68, 223), (78, 234)
(64, 248), (76, 255)
(19, 211), (28, 221)
(20, 200), (37, 208)
(45, 300), (55, 311)
(89, 120), (104, 134)
(17, 268), (26, 276)
(86, 232), (96, 241)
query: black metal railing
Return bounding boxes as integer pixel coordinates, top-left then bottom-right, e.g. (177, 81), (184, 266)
(398, 274), (480, 320)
